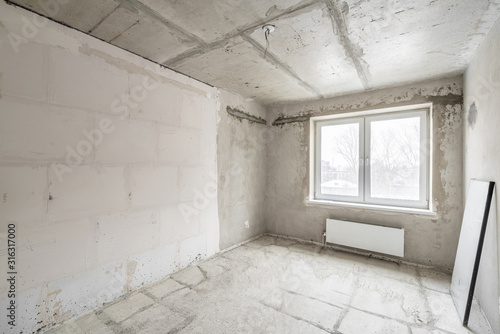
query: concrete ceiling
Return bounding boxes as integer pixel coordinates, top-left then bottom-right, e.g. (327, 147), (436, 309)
(7, 0), (500, 105)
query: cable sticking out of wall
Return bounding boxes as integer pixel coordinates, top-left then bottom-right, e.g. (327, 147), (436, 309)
(262, 25), (275, 59)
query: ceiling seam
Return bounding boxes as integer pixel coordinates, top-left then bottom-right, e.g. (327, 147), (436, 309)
(163, 39), (232, 68)
(240, 0), (324, 36)
(2, 0), (215, 89)
(222, 0), (320, 45)
(109, 20), (140, 43)
(115, 0), (206, 46)
(241, 34), (324, 99)
(163, 0), (320, 67)
(87, 3), (121, 34)
(324, 0), (373, 90)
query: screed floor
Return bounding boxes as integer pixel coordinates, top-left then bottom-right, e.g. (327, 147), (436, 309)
(46, 235), (493, 334)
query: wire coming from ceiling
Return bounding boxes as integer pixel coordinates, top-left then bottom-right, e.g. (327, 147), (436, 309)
(262, 25), (275, 60)
(264, 29), (270, 59)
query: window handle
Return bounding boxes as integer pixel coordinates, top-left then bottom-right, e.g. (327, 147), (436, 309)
(359, 158), (364, 166)
(365, 157), (370, 166)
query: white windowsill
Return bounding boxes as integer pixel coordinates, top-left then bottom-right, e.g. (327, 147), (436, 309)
(305, 199), (437, 216)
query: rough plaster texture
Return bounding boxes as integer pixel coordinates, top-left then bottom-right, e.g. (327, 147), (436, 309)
(265, 76), (464, 270)
(0, 1), (497, 333)
(0, 3), (225, 333)
(463, 14), (500, 334)
(46, 236), (494, 334)
(217, 90), (268, 250)
(6, 0), (500, 104)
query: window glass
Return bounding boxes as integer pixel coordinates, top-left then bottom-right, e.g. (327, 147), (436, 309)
(320, 123), (359, 197)
(369, 116), (421, 201)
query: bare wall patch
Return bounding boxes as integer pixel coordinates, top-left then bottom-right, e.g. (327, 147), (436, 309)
(428, 93), (463, 106)
(468, 102), (478, 127)
(226, 106), (266, 125)
(272, 113), (311, 126)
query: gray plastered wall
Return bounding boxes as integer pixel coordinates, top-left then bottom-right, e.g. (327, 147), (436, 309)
(463, 13), (500, 334)
(217, 90), (268, 250)
(265, 76), (464, 269)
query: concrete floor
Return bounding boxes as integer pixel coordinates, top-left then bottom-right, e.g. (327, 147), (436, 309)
(46, 235), (493, 334)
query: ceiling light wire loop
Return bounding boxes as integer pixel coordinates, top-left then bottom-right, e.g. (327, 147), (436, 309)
(262, 25), (275, 60)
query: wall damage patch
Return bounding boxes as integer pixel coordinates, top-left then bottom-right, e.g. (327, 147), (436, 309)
(272, 113), (311, 126)
(467, 102), (478, 127)
(226, 106), (266, 125)
(428, 93), (463, 105)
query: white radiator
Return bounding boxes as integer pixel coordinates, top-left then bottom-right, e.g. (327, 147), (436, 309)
(326, 219), (404, 257)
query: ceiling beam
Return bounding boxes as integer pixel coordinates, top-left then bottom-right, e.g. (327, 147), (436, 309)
(241, 34), (324, 99)
(163, 0), (320, 67)
(324, 0), (373, 90)
(114, 0), (206, 45)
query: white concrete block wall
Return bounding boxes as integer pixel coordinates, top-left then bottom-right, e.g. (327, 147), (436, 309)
(159, 205), (200, 244)
(129, 166), (178, 208)
(45, 260), (129, 323)
(49, 166), (129, 220)
(0, 100), (94, 162)
(48, 47), (129, 113)
(178, 233), (208, 268)
(158, 127), (202, 164)
(0, 3), (221, 333)
(127, 244), (177, 290)
(129, 74), (184, 125)
(180, 91), (205, 130)
(95, 211), (160, 264)
(0, 166), (48, 222)
(17, 218), (92, 290)
(94, 116), (157, 163)
(0, 42), (49, 102)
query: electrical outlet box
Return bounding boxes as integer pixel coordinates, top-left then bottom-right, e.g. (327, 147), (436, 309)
(244, 220), (249, 229)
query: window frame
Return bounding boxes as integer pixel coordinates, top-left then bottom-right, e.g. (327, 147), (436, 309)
(309, 103), (433, 213)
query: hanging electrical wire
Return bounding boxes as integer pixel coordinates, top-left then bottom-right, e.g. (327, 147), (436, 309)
(262, 25), (275, 60)
(264, 28), (270, 59)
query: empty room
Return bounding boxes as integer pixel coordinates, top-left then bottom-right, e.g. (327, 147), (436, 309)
(1, 0), (500, 333)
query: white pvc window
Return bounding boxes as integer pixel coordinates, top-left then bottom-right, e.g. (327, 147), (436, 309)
(313, 106), (430, 209)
